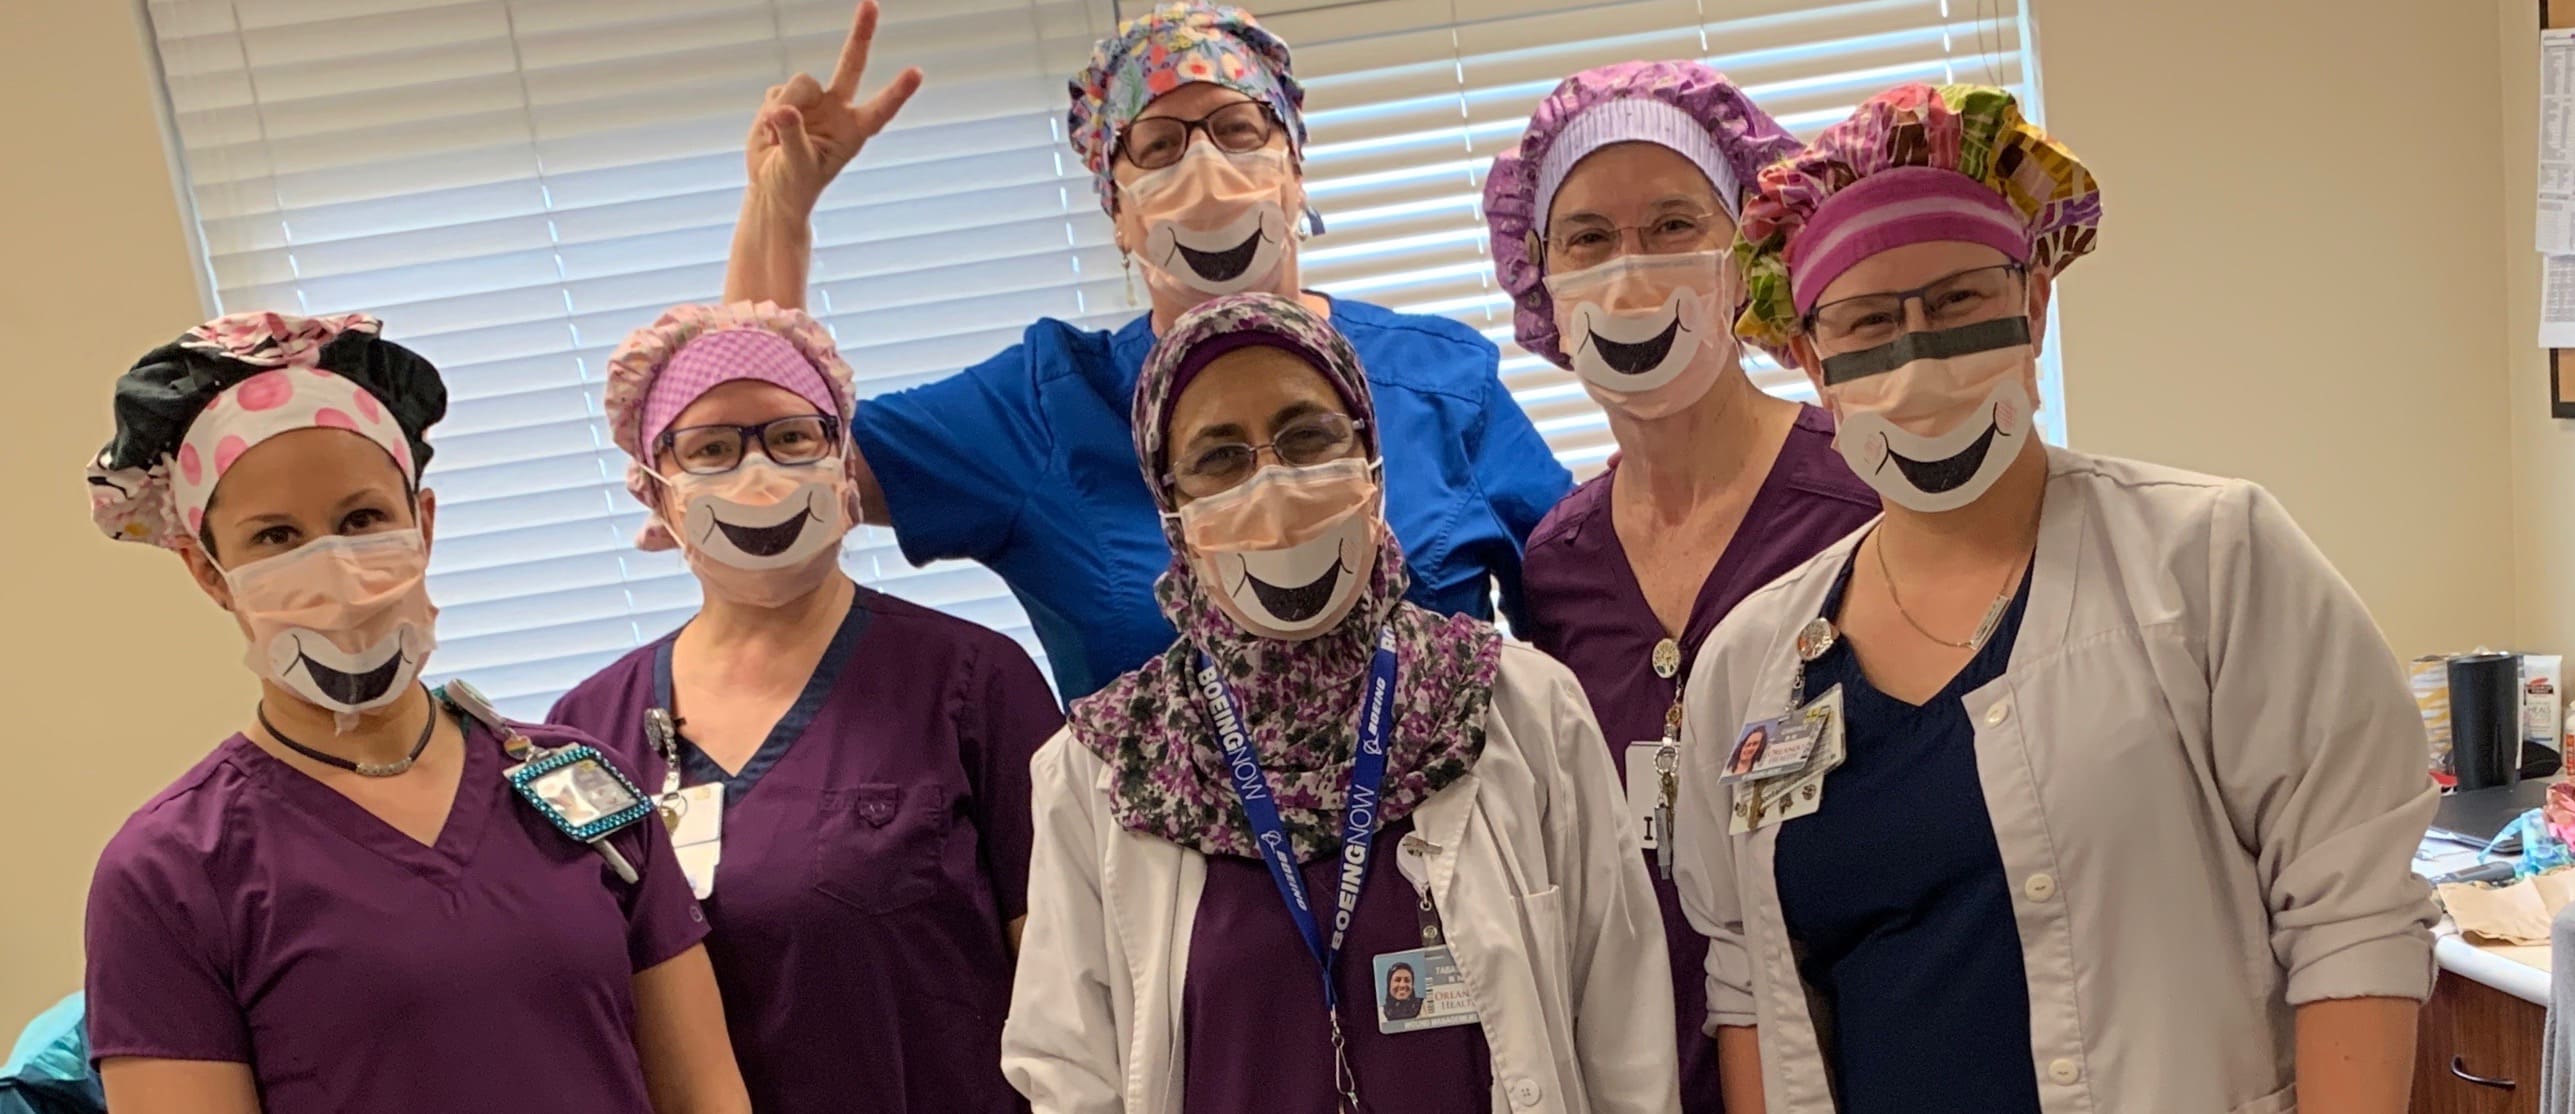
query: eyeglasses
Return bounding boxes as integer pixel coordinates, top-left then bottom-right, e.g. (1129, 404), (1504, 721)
(1806, 264), (2028, 352)
(657, 415), (839, 476)
(1118, 101), (1278, 171)
(1544, 210), (1725, 271)
(1168, 412), (1364, 499)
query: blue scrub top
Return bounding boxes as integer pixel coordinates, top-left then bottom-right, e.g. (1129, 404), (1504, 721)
(850, 297), (1572, 700)
(1772, 549), (2041, 1114)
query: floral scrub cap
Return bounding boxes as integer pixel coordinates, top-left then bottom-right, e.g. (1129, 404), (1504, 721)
(1483, 60), (1804, 368)
(1067, 1), (1309, 213)
(603, 301), (858, 552)
(1732, 83), (2101, 351)
(86, 312), (445, 550)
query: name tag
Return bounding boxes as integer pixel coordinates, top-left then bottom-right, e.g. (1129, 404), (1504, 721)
(1374, 946), (1478, 1034)
(662, 782), (724, 900)
(1624, 742), (1671, 849)
(1730, 687), (1846, 834)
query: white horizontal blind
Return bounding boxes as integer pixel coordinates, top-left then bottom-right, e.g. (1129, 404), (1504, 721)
(144, 0), (2034, 718)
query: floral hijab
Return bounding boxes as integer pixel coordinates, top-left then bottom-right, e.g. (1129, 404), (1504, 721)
(1064, 293), (1501, 863)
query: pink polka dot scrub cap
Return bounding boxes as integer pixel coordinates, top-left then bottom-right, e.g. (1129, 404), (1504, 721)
(86, 312), (446, 550)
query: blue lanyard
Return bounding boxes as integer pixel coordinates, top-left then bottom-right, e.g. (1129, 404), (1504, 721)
(1198, 627), (1399, 1016)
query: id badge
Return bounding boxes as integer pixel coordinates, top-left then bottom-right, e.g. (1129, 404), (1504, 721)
(1374, 946), (1478, 1034)
(1719, 718), (1792, 783)
(1624, 742), (1670, 849)
(662, 783), (724, 900)
(1730, 688), (1849, 833)
(507, 745), (652, 844)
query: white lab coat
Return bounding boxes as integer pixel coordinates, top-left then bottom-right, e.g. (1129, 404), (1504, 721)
(1003, 642), (1680, 1114)
(1672, 447), (2440, 1114)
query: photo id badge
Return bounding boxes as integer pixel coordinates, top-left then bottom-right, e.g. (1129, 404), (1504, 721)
(1374, 946), (1478, 1034)
(507, 745), (652, 844)
(662, 782), (724, 900)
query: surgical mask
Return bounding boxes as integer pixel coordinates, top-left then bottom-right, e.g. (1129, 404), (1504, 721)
(1121, 143), (1298, 300)
(1818, 316), (2038, 513)
(1169, 457), (1381, 641)
(658, 455), (852, 608)
(1543, 250), (1737, 420)
(220, 528), (438, 727)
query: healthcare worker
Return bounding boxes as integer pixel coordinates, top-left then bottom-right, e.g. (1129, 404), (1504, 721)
(79, 312), (748, 1114)
(724, 1), (1572, 699)
(1002, 292), (1674, 1114)
(1669, 85), (2439, 1114)
(546, 302), (1061, 1114)
(1482, 62), (1879, 1114)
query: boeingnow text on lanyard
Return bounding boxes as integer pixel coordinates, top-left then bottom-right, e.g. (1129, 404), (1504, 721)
(1199, 626), (1399, 1114)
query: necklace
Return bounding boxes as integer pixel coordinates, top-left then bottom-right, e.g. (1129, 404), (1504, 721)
(1874, 531), (2017, 652)
(257, 688), (438, 777)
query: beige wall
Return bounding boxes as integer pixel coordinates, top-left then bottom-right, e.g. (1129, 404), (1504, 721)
(2035, 0), (2516, 661)
(0, 0), (2531, 1028)
(0, 1), (240, 1023)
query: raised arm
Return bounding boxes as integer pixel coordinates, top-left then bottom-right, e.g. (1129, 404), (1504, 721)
(726, 0), (923, 308)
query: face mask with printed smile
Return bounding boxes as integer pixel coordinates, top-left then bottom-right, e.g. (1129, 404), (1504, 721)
(1544, 250), (1737, 420)
(1170, 458), (1382, 641)
(220, 527), (438, 718)
(1123, 144), (1298, 299)
(659, 455), (852, 607)
(1819, 316), (2038, 513)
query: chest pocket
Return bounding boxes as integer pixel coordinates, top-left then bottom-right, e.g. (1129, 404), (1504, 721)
(811, 783), (953, 914)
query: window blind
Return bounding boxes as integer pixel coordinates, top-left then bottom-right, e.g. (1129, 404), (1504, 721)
(144, 0), (2034, 719)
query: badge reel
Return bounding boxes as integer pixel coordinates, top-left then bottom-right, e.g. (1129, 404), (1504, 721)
(646, 707), (723, 900)
(441, 680), (650, 883)
(1624, 638), (1687, 877)
(1377, 837), (1478, 1035)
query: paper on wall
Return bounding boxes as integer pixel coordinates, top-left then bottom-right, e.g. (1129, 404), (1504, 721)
(2542, 29), (2575, 253)
(2544, 255), (2575, 348)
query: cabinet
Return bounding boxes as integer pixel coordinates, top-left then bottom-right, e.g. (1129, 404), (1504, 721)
(2412, 971), (2545, 1114)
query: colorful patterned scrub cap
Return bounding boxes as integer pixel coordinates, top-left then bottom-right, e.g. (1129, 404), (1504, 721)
(1068, 1), (1308, 212)
(604, 301), (859, 551)
(86, 312), (445, 550)
(1132, 292), (1374, 522)
(1732, 83), (2101, 351)
(1484, 61), (1803, 368)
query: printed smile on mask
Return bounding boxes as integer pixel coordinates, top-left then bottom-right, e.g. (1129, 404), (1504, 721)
(1222, 550), (1353, 624)
(699, 491), (822, 558)
(1880, 404), (2009, 494)
(1583, 314), (1686, 375)
(1151, 205), (1289, 288)
(287, 631), (409, 706)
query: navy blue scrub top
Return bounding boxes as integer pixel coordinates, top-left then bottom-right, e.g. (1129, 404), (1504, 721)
(848, 297), (1572, 700)
(1772, 548), (2042, 1114)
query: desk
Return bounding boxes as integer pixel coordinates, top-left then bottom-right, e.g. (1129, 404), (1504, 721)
(2413, 841), (2551, 1112)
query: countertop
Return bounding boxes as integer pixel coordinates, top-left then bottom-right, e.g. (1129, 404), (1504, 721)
(2420, 837), (2553, 1006)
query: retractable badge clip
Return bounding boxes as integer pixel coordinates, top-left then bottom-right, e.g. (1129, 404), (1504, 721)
(441, 680), (650, 883)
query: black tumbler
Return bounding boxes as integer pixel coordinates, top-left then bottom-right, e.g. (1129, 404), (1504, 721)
(2449, 652), (2524, 791)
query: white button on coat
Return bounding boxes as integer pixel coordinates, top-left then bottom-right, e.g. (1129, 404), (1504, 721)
(2048, 1058), (2081, 1085)
(2025, 873), (2057, 902)
(1984, 699), (2012, 727)
(1508, 1079), (1543, 1107)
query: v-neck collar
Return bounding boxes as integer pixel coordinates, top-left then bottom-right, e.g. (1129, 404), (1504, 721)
(234, 711), (499, 882)
(1813, 535), (2037, 714)
(652, 596), (874, 809)
(1595, 407), (1815, 669)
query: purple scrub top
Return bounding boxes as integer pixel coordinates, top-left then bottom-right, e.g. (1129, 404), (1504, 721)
(547, 587), (1062, 1114)
(85, 718), (707, 1114)
(1517, 404), (1878, 1112)
(1183, 818), (1492, 1113)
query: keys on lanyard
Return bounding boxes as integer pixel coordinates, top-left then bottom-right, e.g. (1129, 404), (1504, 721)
(1200, 626), (1400, 1114)
(1654, 688), (1682, 880)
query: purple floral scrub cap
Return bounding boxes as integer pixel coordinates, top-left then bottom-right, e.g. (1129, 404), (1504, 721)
(1067, 2), (1310, 213)
(1484, 60), (1803, 368)
(86, 312), (445, 550)
(603, 301), (858, 551)
(1732, 83), (2101, 351)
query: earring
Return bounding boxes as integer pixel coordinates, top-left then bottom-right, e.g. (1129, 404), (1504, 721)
(1123, 253), (1138, 306)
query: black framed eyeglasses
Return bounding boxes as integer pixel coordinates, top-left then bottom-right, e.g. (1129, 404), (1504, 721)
(1117, 100), (1278, 171)
(1804, 264), (2028, 352)
(1166, 412), (1365, 499)
(657, 414), (839, 476)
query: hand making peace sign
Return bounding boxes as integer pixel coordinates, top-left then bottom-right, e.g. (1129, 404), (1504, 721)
(745, 0), (925, 219)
